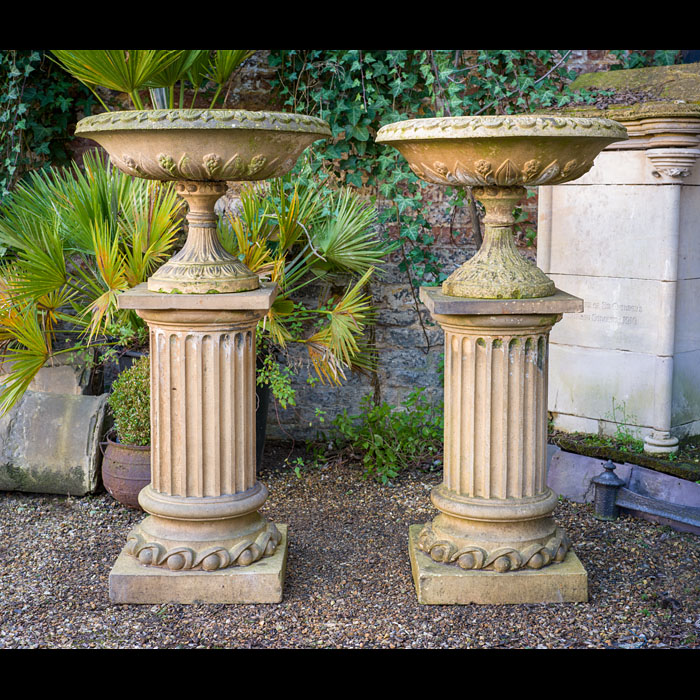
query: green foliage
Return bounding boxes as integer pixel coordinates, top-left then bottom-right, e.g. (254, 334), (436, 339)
(1, 50), (96, 200)
(604, 397), (645, 453)
(1, 50), (40, 199)
(267, 50), (610, 290)
(269, 49), (685, 282)
(565, 397), (645, 455)
(50, 50), (255, 110)
(256, 350), (296, 410)
(223, 172), (389, 408)
(609, 50), (682, 70)
(321, 388), (443, 484)
(0, 151), (182, 413)
(107, 355), (150, 446)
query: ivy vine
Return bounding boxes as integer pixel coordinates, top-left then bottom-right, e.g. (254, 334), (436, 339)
(0, 50), (96, 201)
(609, 49), (682, 70)
(268, 50), (613, 276)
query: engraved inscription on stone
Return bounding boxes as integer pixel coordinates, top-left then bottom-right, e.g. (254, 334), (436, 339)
(573, 299), (643, 328)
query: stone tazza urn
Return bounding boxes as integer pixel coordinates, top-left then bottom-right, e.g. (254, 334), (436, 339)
(376, 115), (628, 603)
(377, 114), (628, 299)
(76, 109), (332, 294)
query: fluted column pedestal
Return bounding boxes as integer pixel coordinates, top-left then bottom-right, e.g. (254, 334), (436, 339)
(410, 288), (589, 604)
(109, 283), (287, 604)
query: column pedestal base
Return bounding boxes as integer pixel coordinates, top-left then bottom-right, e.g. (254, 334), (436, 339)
(416, 287), (587, 604)
(409, 525), (587, 605)
(112, 282), (284, 604)
(109, 525), (288, 604)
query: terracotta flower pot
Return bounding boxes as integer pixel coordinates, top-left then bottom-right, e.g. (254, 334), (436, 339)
(101, 437), (151, 510)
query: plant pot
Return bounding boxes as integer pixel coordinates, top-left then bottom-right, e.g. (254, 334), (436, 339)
(101, 437), (150, 510)
(117, 349), (148, 374)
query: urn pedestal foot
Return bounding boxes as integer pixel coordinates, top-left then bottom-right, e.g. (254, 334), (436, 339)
(110, 525), (288, 604)
(409, 525), (587, 605)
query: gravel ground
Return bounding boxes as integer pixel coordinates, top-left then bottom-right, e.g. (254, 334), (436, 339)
(1, 442), (699, 650)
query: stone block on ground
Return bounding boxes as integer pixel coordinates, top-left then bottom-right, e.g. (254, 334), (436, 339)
(0, 389), (109, 496)
(408, 525), (588, 605)
(109, 525), (288, 604)
(0, 351), (95, 396)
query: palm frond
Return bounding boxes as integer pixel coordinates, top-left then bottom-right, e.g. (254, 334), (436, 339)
(301, 268), (375, 383)
(1, 216), (68, 302)
(0, 307), (51, 415)
(207, 50), (256, 107)
(145, 50), (207, 89)
(260, 297), (296, 349)
(80, 220), (129, 340)
(50, 50), (184, 109)
(312, 188), (389, 275)
(119, 181), (182, 285)
(185, 51), (215, 107)
(304, 334), (348, 386)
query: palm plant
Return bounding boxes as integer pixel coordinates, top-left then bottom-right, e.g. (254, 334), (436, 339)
(217, 173), (392, 406)
(50, 50), (256, 110)
(0, 151), (183, 413)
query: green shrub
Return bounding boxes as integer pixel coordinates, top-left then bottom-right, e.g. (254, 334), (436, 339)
(107, 355), (150, 446)
(322, 388), (443, 484)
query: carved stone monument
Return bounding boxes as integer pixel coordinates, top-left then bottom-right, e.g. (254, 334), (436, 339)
(538, 100), (700, 455)
(76, 109), (330, 603)
(377, 114), (627, 604)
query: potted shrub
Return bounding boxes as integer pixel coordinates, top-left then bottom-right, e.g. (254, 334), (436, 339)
(102, 354), (150, 509)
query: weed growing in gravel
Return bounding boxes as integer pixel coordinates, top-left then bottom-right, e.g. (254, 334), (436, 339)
(283, 454), (324, 478)
(315, 388), (443, 484)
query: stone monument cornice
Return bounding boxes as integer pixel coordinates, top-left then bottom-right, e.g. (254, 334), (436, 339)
(557, 102), (700, 151)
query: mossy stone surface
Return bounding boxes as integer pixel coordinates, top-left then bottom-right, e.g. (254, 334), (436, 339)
(571, 62), (700, 104)
(553, 435), (700, 483)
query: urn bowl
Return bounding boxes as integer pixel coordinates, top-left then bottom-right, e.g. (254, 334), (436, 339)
(375, 114), (628, 188)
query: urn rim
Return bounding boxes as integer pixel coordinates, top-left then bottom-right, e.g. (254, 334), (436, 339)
(376, 114), (628, 143)
(76, 108), (332, 137)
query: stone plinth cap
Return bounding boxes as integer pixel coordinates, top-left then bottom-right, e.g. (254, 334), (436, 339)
(118, 282), (278, 311)
(419, 287), (583, 316)
(561, 63), (700, 150)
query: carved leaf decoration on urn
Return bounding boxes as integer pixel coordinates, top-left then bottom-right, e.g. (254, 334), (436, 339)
(494, 159), (520, 186)
(415, 156), (593, 188)
(247, 154), (267, 177)
(111, 151), (274, 181)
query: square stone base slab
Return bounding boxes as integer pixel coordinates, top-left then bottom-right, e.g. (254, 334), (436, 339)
(109, 525), (288, 604)
(409, 525), (588, 605)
